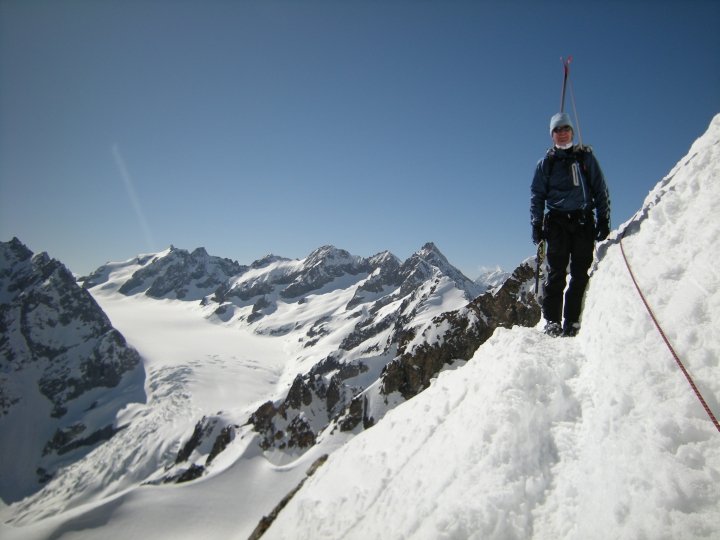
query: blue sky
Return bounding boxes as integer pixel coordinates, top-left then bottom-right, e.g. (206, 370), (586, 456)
(1, 0), (718, 279)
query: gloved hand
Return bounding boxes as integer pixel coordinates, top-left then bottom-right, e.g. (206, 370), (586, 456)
(595, 218), (610, 241)
(532, 222), (543, 245)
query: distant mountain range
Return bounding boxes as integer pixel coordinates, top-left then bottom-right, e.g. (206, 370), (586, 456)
(0, 236), (538, 525)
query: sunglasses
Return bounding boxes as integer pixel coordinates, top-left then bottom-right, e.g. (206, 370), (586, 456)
(553, 126), (573, 134)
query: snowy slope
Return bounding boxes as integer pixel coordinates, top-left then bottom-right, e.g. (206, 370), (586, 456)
(1, 113), (718, 540)
(263, 113), (720, 539)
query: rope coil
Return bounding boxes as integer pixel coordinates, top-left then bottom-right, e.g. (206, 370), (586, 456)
(619, 230), (720, 433)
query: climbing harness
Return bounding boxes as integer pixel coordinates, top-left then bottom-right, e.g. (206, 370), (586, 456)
(620, 229), (720, 433)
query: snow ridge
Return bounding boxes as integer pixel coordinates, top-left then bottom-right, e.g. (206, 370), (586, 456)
(263, 113), (720, 539)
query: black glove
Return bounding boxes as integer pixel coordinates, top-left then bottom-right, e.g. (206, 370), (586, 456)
(595, 218), (610, 241)
(532, 222), (543, 245)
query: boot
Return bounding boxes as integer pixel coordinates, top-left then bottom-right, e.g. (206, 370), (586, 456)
(562, 321), (580, 337)
(544, 321), (562, 337)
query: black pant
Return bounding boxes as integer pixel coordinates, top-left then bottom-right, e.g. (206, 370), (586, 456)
(542, 211), (595, 325)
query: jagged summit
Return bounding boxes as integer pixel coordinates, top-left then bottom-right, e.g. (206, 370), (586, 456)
(367, 250), (399, 266)
(416, 241), (442, 257)
(250, 254), (291, 269)
(0, 239), (145, 504)
(398, 241), (482, 299)
(303, 245), (359, 267)
(81, 245), (246, 300)
(0, 237), (33, 303)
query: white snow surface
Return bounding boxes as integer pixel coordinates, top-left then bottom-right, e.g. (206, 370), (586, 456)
(2, 113), (719, 539)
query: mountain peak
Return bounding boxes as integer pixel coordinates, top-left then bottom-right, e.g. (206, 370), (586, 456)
(304, 245), (356, 267)
(191, 247), (209, 258)
(4, 236), (33, 262)
(251, 254), (290, 269)
(0, 239), (144, 503)
(110, 246), (246, 300)
(414, 242), (450, 265)
(419, 241), (440, 253)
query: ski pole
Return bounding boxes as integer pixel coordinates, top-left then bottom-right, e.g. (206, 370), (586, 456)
(535, 240), (545, 296)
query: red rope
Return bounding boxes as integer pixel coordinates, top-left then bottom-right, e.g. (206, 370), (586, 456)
(620, 231), (720, 433)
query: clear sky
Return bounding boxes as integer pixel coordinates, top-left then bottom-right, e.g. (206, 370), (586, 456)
(1, 0), (718, 279)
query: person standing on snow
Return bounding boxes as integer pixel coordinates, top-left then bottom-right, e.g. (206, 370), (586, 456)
(530, 112), (610, 337)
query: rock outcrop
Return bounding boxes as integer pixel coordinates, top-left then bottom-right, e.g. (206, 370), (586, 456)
(0, 238), (146, 502)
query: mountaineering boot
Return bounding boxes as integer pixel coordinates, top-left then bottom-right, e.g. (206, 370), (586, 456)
(543, 321), (562, 337)
(563, 322), (581, 337)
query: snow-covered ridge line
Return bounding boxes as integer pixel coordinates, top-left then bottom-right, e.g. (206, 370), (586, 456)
(262, 113), (720, 539)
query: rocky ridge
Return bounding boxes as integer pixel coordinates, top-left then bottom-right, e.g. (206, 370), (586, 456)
(272, 258), (540, 446)
(237, 253), (539, 465)
(81, 245), (245, 300)
(0, 238), (146, 503)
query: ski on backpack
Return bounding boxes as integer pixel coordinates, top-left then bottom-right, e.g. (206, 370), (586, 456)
(559, 56), (572, 113)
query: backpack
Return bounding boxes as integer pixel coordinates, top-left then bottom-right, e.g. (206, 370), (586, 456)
(541, 144), (592, 179)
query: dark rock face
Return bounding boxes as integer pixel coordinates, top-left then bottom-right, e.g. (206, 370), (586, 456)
(169, 415), (239, 484)
(337, 245), (482, 359)
(216, 246), (380, 309)
(1, 239), (143, 417)
(248, 257), (539, 456)
(0, 238), (146, 502)
(396, 242), (480, 298)
(279, 246), (369, 299)
(112, 246), (246, 300)
(381, 260), (539, 400)
(336, 394), (374, 432)
(331, 259), (539, 434)
(345, 251), (401, 309)
(247, 357), (370, 453)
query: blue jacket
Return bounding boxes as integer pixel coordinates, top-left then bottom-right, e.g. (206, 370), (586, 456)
(530, 145), (610, 226)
